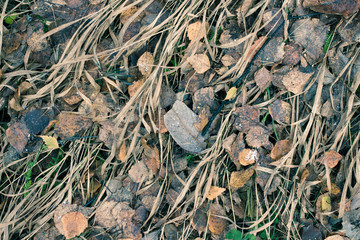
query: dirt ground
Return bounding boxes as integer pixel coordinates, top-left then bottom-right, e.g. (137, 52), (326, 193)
(1, 0), (360, 239)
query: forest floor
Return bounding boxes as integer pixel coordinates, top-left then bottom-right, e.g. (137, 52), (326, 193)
(1, 0), (360, 239)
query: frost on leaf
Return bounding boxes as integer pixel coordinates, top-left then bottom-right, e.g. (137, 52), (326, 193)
(137, 52), (154, 77)
(238, 149), (258, 166)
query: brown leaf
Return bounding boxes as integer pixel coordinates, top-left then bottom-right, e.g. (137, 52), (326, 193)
(208, 203), (227, 235)
(128, 79), (145, 98)
(165, 189), (180, 207)
(194, 108), (209, 132)
(316, 150), (343, 168)
(207, 186), (226, 200)
(187, 54), (211, 74)
(230, 168), (255, 188)
(221, 54), (237, 67)
(6, 121), (29, 154)
(61, 212), (88, 239)
(246, 37), (267, 61)
(254, 67), (273, 92)
(324, 235), (347, 240)
(141, 139), (160, 175)
(9, 97), (23, 111)
(270, 140), (292, 160)
(222, 133), (236, 153)
(191, 205), (208, 234)
(137, 52), (154, 77)
(233, 105), (260, 133)
(120, 6), (140, 24)
(54, 112), (92, 139)
(118, 142), (127, 162)
(237, 0), (256, 17)
(228, 133), (246, 169)
(128, 161), (150, 183)
(269, 99), (291, 124)
(282, 67), (313, 95)
(254, 37), (285, 66)
(246, 126), (271, 148)
(187, 21), (209, 42)
(283, 42), (302, 66)
(303, 0), (360, 18)
(238, 149), (258, 166)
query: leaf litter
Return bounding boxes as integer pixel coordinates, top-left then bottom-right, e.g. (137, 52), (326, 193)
(1, 0), (360, 239)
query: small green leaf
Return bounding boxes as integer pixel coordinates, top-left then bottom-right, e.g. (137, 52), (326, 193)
(4, 13), (17, 25)
(226, 229), (243, 239)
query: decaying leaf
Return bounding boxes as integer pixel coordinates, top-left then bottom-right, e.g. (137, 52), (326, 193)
(270, 140), (292, 160)
(6, 121), (29, 154)
(141, 139), (160, 175)
(221, 54), (237, 67)
(230, 168), (255, 188)
(25, 109), (50, 135)
(194, 108), (209, 132)
(303, 0), (360, 18)
(39, 135), (59, 149)
(254, 67), (273, 92)
(61, 212), (88, 239)
(269, 99), (291, 124)
(222, 133), (236, 153)
(316, 193), (332, 212)
(282, 67), (313, 95)
(207, 186), (226, 200)
(316, 150), (343, 168)
(187, 54), (211, 74)
(224, 87), (237, 100)
(227, 133), (246, 169)
(246, 126), (271, 148)
(164, 100), (206, 153)
(187, 21), (208, 42)
(9, 97), (23, 111)
(118, 142), (127, 162)
(208, 203), (227, 235)
(137, 52), (154, 77)
(233, 105), (260, 133)
(238, 149), (258, 166)
(191, 205), (208, 234)
(128, 79), (145, 98)
(324, 235), (347, 240)
(54, 112), (92, 139)
(254, 36), (285, 66)
(128, 161), (150, 183)
(283, 42), (302, 66)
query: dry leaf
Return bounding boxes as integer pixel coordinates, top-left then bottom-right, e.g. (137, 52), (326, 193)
(9, 97), (23, 111)
(128, 161), (150, 183)
(269, 99), (291, 124)
(54, 112), (92, 139)
(283, 42), (302, 66)
(208, 203), (227, 235)
(230, 168), (255, 188)
(324, 235), (347, 240)
(222, 133), (236, 153)
(238, 149), (258, 166)
(233, 105), (260, 133)
(6, 121), (29, 154)
(194, 108), (209, 132)
(118, 142), (127, 162)
(246, 36), (267, 61)
(191, 205), (208, 234)
(18, 81), (32, 93)
(207, 186), (226, 200)
(39, 135), (59, 149)
(221, 54), (236, 67)
(270, 140), (292, 160)
(303, 0), (360, 18)
(141, 139), (160, 175)
(187, 21), (208, 42)
(137, 52), (154, 77)
(187, 54), (210, 74)
(61, 212), (88, 239)
(224, 87), (237, 100)
(282, 67), (313, 95)
(128, 79), (145, 98)
(316, 150), (343, 168)
(246, 126), (271, 148)
(316, 193), (332, 212)
(254, 67), (273, 92)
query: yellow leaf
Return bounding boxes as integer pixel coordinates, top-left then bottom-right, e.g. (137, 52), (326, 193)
(321, 195), (331, 212)
(207, 186), (226, 200)
(224, 87), (237, 100)
(39, 135), (59, 149)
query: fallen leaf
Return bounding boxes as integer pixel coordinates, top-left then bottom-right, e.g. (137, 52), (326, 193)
(9, 97), (23, 111)
(222, 133), (236, 153)
(246, 126), (271, 148)
(118, 142), (127, 162)
(39, 135), (59, 149)
(246, 37), (267, 61)
(282, 67), (313, 95)
(191, 205), (208, 234)
(120, 6), (140, 24)
(324, 235), (347, 240)
(254, 36), (285, 66)
(207, 186), (226, 200)
(137, 52), (154, 77)
(25, 109), (50, 135)
(194, 108), (209, 132)
(224, 87), (237, 100)
(141, 139), (160, 175)
(316, 193), (332, 212)
(270, 140), (292, 160)
(230, 168), (255, 188)
(303, 0), (360, 18)
(238, 149), (258, 166)
(269, 99), (292, 124)
(263, 8), (284, 36)
(61, 212), (88, 239)
(128, 161), (150, 183)
(237, 0), (256, 17)
(228, 133), (246, 169)
(164, 100), (207, 153)
(316, 150), (343, 168)
(254, 67), (273, 92)
(54, 112), (92, 139)
(322, 182), (341, 196)
(6, 121), (29, 154)
(233, 105), (260, 133)
(128, 79), (145, 98)
(165, 189), (180, 207)
(208, 203), (227, 235)
(192, 87), (216, 117)
(283, 42), (302, 66)
(187, 54), (210, 74)
(187, 21), (208, 42)
(221, 54), (237, 67)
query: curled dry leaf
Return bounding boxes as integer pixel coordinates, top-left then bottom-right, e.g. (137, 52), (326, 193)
(230, 168), (255, 188)
(282, 67), (313, 95)
(141, 139), (160, 175)
(118, 142), (127, 162)
(316, 150), (343, 168)
(187, 21), (209, 42)
(269, 99), (291, 124)
(61, 212), (88, 239)
(207, 186), (226, 200)
(270, 140), (292, 160)
(208, 203), (227, 235)
(137, 52), (154, 77)
(193, 108), (209, 132)
(6, 121), (29, 154)
(238, 149), (258, 166)
(187, 54), (211, 74)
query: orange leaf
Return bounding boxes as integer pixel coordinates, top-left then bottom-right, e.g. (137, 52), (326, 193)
(118, 142), (127, 162)
(316, 150), (343, 168)
(207, 186), (226, 200)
